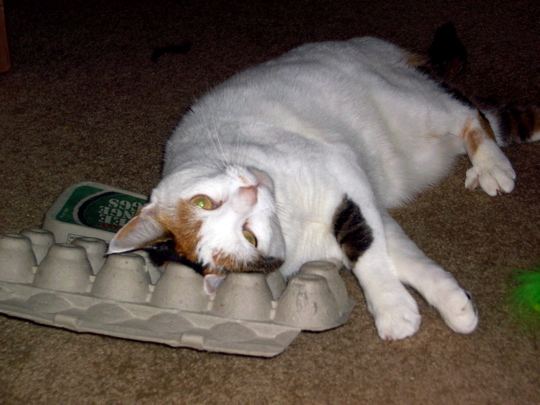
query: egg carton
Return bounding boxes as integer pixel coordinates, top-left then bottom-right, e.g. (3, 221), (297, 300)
(0, 229), (355, 357)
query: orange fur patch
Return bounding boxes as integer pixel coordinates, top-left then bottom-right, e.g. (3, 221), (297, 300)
(212, 250), (242, 272)
(461, 114), (495, 156)
(404, 52), (430, 69)
(158, 200), (202, 263)
(460, 119), (480, 155)
(478, 112), (496, 141)
(238, 174), (249, 186)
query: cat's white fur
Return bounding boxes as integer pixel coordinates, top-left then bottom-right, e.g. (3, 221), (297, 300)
(109, 37), (524, 340)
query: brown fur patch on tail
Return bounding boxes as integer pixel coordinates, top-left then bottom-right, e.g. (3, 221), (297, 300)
(495, 105), (540, 145)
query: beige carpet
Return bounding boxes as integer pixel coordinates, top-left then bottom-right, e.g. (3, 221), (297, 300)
(1, 0), (539, 403)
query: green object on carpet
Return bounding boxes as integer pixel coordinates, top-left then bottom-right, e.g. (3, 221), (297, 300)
(510, 265), (540, 331)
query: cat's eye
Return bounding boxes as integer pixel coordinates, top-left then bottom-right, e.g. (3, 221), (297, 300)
(242, 230), (257, 247)
(190, 195), (217, 210)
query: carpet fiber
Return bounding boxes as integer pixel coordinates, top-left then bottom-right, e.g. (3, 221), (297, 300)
(1, 0), (539, 403)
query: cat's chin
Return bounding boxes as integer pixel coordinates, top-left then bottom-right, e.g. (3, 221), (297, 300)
(203, 273), (227, 294)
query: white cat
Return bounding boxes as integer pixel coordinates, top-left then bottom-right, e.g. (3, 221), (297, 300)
(107, 29), (538, 340)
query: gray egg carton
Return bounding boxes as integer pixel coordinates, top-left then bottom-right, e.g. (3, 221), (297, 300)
(0, 229), (355, 357)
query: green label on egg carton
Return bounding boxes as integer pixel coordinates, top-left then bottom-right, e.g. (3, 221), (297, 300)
(55, 185), (147, 233)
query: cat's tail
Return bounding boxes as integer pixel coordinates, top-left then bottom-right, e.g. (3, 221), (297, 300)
(483, 105), (540, 147)
(425, 22), (539, 147)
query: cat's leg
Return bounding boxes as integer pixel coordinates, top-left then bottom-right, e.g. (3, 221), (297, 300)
(382, 213), (478, 333)
(462, 112), (516, 196)
(354, 244), (422, 340)
(335, 196), (421, 340)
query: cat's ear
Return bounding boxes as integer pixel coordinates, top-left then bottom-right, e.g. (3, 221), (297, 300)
(428, 22), (467, 80)
(107, 202), (167, 254)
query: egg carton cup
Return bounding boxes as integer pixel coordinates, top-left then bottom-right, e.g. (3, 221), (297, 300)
(0, 229), (355, 357)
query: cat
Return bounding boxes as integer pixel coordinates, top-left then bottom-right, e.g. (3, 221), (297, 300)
(107, 24), (539, 340)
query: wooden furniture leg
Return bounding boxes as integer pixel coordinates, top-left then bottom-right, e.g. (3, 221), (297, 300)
(0, 0), (12, 73)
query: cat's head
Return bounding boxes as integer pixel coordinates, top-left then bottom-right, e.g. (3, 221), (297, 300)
(107, 165), (285, 292)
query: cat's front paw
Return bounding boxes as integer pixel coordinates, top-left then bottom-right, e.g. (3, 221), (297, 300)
(371, 292), (421, 340)
(465, 156), (516, 196)
(437, 289), (478, 334)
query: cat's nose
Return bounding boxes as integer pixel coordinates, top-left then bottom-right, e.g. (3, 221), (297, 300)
(232, 185), (258, 215)
(237, 185), (258, 206)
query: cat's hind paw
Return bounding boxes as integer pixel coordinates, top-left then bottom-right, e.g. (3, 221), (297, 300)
(372, 293), (421, 340)
(465, 162), (516, 196)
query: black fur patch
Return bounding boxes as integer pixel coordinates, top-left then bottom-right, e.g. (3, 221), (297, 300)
(143, 240), (206, 275)
(332, 196), (373, 264)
